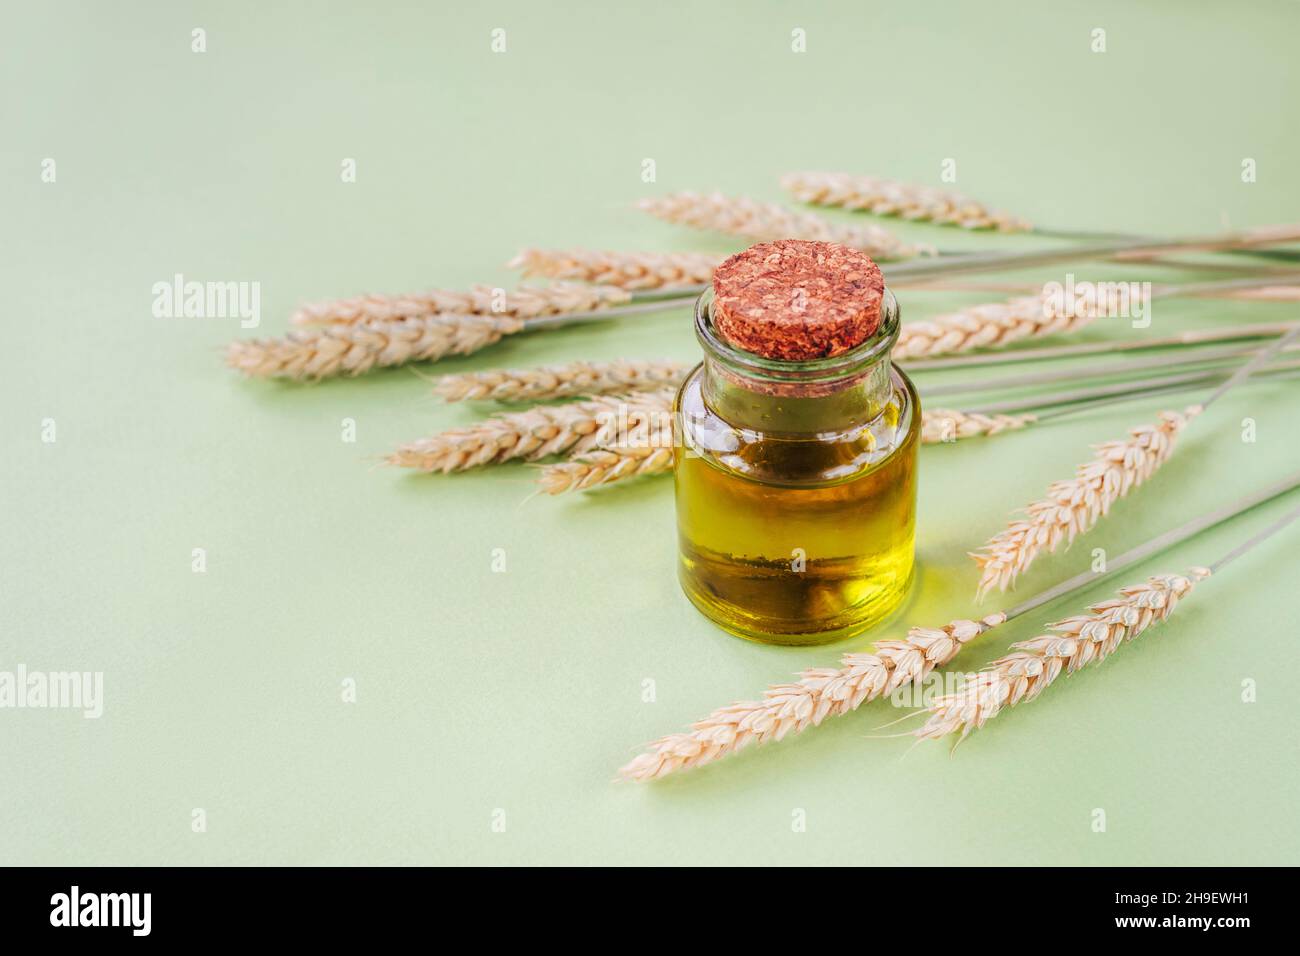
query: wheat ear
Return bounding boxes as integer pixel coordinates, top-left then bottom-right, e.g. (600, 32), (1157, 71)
(226, 315), (526, 380)
(435, 359), (690, 403)
(538, 425), (676, 494)
(507, 249), (723, 291)
(893, 288), (1135, 360)
(781, 171), (1033, 232)
(290, 281), (631, 326)
(636, 192), (935, 261)
(618, 614), (1007, 781)
(972, 408), (1197, 599)
(387, 390), (675, 473)
(917, 569), (1208, 741)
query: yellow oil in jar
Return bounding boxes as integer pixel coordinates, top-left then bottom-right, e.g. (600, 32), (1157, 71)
(674, 365), (919, 645)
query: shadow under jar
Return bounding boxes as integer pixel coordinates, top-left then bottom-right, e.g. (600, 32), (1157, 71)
(674, 279), (919, 646)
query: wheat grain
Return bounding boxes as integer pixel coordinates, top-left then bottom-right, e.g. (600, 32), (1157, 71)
(636, 192), (935, 261)
(226, 314), (526, 380)
(781, 171), (1033, 232)
(972, 408), (1198, 599)
(1208, 284), (1300, 301)
(618, 613), (1007, 781)
(922, 408), (1038, 443)
(893, 287), (1136, 360)
(290, 281), (631, 326)
(507, 248), (723, 291)
(917, 569), (1208, 741)
(387, 390), (675, 473)
(435, 359), (690, 403)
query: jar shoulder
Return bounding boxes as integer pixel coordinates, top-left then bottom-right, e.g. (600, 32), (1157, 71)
(675, 365), (919, 487)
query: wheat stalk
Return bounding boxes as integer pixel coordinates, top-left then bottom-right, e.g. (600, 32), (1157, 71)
(507, 249), (724, 291)
(1210, 284), (1300, 301)
(618, 613), (1007, 781)
(893, 288), (1134, 360)
(411, 363), (1040, 492)
(446, 320), (1285, 491)
(902, 321), (1297, 372)
(289, 281), (631, 326)
(435, 358), (691, 403)
(388, 390), (675, 473)
(916, 569), (1209, 741)
(636, 192), (936, 261)
(619, 475), (1300, 780)
(969, 325), (1300, 597)
(972, 408), (1197, 599)
(922, 408), (1038, 443)
(781, 171), (1033, 232)
(226, 314), (527, 380)
(542, 406), (1039, 496)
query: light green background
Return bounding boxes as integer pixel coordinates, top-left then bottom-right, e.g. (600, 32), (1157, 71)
(3, 1), (1298, 866)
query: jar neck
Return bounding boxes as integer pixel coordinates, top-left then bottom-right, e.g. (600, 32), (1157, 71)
(694, 287), (900, 435)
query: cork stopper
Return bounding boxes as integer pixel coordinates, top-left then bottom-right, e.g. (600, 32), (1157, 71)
(711, 239), (885, 362)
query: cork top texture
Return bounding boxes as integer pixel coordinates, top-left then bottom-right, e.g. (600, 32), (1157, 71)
(711, 239), (885, 362)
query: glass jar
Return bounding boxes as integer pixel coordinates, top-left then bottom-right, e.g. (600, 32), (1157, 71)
(673, 286), (919, 645)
